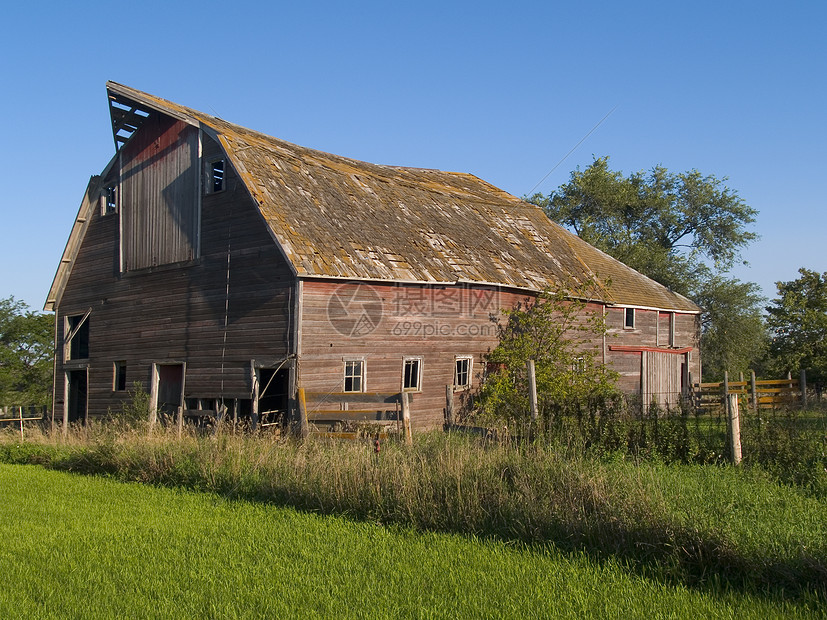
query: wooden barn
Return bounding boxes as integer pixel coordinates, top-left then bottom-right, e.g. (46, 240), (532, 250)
(45, 82), (701, 432)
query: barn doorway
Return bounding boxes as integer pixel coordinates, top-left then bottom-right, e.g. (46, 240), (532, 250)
(256, 366), (290, 428)
(151, 363), (186, 422)
(65, 369), (88, 425)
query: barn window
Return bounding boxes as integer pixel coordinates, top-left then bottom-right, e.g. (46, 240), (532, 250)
(624, 308), (636, 329)
(343, 360), (364, 393)
(65, 313), (90, 361)
(454, 356), (473, 389)
(113, 361), (127, 391)
(403, 358), (422, 392)
(101, 186), (118, 216)
(208, 159), (225, 193)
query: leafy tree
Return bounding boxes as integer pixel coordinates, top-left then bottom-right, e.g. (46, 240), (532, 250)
(529, 157), (764, 379)
(529, 156), (757, 296)
(0, 297), (53, 407)
(765, 268), (827, 388)
(478, 279), (618, 424)
(695, 277), (767, 381)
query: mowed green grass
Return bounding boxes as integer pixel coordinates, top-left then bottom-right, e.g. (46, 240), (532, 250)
(0, 465), (817, 619)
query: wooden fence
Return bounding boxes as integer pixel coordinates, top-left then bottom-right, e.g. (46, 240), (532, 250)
(298, 390), (412, 443)
(0, 405), (48, 440)
(693, 370), (808, 413)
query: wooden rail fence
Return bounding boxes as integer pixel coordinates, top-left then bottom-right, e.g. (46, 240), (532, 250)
(298, 390), (412, 443)
(0, 405), (48, 440)
(693, 370), (808, 413)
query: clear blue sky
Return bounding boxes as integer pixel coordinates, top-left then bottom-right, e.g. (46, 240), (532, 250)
(2, 1), (824, 311)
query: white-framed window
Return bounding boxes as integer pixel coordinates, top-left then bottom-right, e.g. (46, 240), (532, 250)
(207, 158), (226, 193)
(454, 355), (473, 390)
(113, 361), (127, 392)
(572, 357), (586, 373)
(402, 357), (422, 392)
(624, 307), (635, 329)
(343, 359), (365, 393)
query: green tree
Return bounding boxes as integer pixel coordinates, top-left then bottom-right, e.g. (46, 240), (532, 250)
(478, 279), (618, 424)
(529, 157), (764, 379)
(0, 297), (54, 407)
(695, 277), (767, 381)
(530, 156), (757, 296)
(765, 268), (827, 388)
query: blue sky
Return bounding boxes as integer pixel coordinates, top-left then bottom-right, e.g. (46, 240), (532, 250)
(1, 1), (824, 311)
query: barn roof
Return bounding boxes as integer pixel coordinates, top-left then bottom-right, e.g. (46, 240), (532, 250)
(49, 82), (701, 313)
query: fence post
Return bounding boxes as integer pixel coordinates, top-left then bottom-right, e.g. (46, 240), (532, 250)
(727, 393), (742, 465)
(723, 371), (729, 408)
(445, 385), (454, 428)
(527, 360), (538, 423)
(176, 405), (183, 439)
(18, 406), (24, 442)
(750, 370), (758, 413)
(800, 369), (807, 408)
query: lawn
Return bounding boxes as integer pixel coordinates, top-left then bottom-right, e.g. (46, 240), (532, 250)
(0, 464), (821, 618)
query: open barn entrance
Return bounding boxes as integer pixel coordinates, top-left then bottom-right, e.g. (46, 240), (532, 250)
(65, 369), (88, 425)
(151, 363), (186, 422)
(256, 366), (290, 429)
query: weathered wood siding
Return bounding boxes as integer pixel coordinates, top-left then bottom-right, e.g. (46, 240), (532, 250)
(53, 128), (294, 421)
(297, 283), (614, 429)
(605, 306), (700, 400)
(121, 114), (200, 271)
(298, 280), (510, 429)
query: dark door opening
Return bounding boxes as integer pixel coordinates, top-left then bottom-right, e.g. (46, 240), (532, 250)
(66, 369), (88, 425)
(156, 363), (185, 418)
(258, 368), (289, 428)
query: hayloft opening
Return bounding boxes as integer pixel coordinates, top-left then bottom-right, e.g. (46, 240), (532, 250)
(66, 313), (90, 361)
(209, 159), (225, 193)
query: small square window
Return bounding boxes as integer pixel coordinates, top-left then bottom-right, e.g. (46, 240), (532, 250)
(344, 360), (364, 393)
(113, 361), (127, 391)
(208, 159), (225, 193)
(454, 356), (472, 389)
(403, 358), (422, 392)
(624, 308), (635, 329)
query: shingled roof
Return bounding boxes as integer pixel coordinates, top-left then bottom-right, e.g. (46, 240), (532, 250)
(100, 82), (699, 312)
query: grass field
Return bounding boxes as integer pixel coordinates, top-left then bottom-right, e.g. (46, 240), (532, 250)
(0, 463), (822, 618)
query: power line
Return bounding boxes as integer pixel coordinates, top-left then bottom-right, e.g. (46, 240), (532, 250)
(525, 105), (617, 197)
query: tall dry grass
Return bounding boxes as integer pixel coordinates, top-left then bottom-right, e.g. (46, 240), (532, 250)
(1, 421), (825, 600)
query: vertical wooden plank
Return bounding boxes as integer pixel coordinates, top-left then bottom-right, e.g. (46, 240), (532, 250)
(176, 405), (183, 439)
(401, 391), (412, 445)
(527, 360), (538, 422)
(297, 387), (309, 439)
(445, 385), (454, 428)
(750, 370), (758, 413)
